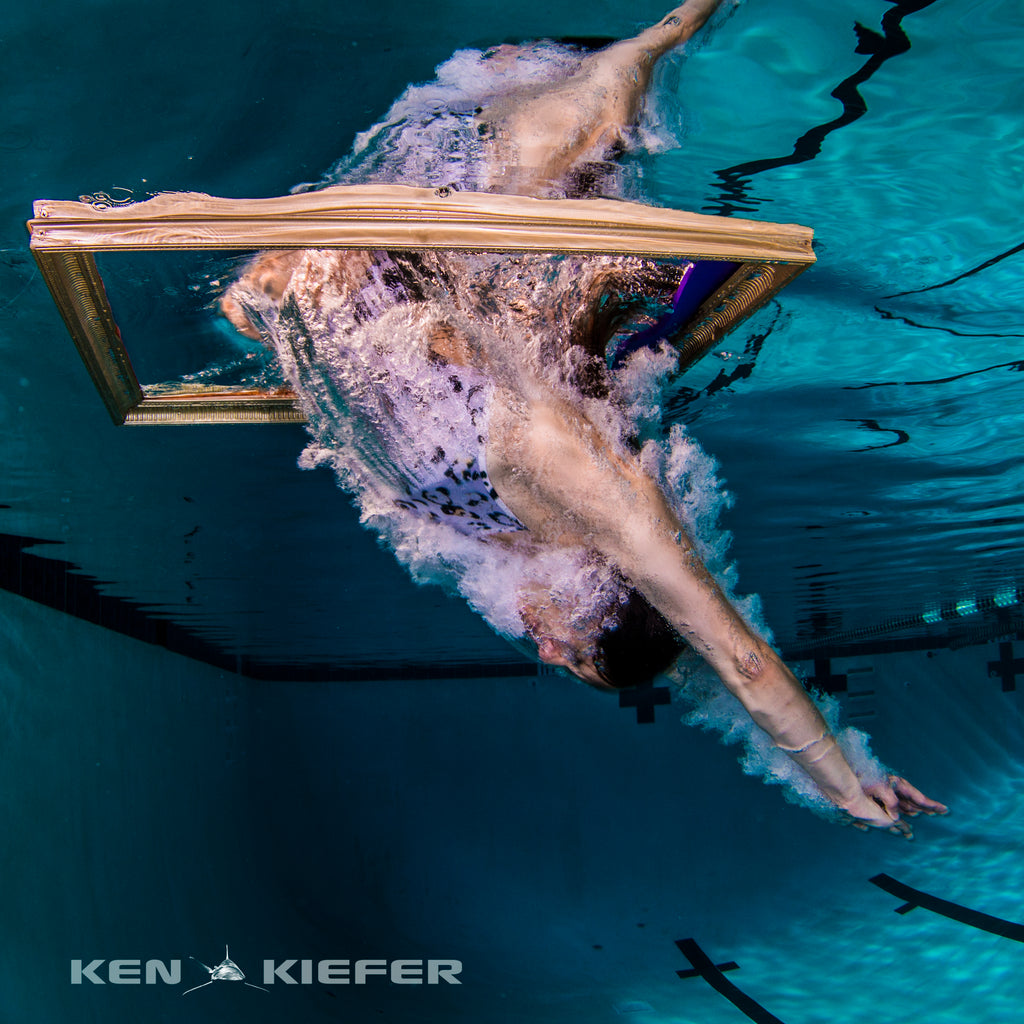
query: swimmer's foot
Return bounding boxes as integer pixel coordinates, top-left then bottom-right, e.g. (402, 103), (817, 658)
(642, 0), (728, 53)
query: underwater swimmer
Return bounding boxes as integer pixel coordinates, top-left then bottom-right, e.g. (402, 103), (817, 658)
(221, 0), (947, 834)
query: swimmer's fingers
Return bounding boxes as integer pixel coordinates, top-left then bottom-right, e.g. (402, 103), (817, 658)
(839, 789), (912, 839)
(886, 817), (914, 838)
(839, 809), (913, 839)
(890, 775), (949, 817)
(219, 293), (260, 340)
(842, 775), (947, 838)
(862, 778), (901, 818)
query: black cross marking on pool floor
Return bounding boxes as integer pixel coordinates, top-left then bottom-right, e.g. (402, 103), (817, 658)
(808, 657), (848, 693)
(675, 939), (786, 1024)
(619, 679), (672, 724)
(987, 641), (1022, 691)
(670, 874), (1024, 1024)
(871, 874), (1024, 942)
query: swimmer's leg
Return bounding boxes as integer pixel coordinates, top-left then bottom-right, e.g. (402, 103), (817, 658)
(576, 0), (729, 110)
(479, 0), (727, 186)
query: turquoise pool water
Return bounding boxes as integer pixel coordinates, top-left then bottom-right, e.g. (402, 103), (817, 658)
(2, 1), (1023, 1021)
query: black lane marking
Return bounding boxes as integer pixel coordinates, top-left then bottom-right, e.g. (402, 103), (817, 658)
(0, 530), (232, 671)
(677, 960), (740, 980)
(870, 874), (1024, 942)
(675, 940), (787, 1024)
(0, 530), (537, 682)
(706, 0), (939, 216)
(883, 240), (1024, 299)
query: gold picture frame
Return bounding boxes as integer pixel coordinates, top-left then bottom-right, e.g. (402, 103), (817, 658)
(27, 184), (815, 425)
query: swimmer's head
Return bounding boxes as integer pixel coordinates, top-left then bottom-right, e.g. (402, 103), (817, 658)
(519, 590), (607, 686)
(521, 583), (684, 692)
(591, 588), (685, 690)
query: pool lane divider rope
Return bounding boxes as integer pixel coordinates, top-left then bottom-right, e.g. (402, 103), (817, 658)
(788, 586), (1024, 664)
(674, 939), (786, 1024)
(871, 874), (1024, 943)
(5, 524), (1022, 686)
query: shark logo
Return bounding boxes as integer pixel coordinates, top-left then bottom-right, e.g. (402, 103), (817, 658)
(182, 945), (268, 996)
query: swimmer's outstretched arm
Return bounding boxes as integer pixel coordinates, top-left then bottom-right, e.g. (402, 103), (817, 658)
(486, 397), (948, 834)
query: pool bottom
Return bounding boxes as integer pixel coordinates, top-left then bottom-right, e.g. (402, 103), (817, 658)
(2, 589), (1020, 1023)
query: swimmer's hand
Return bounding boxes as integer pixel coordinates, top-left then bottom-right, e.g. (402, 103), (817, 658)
(839, 775), (949, 839)
(218, 250), (304, 340)
(219, 293), (260, 340)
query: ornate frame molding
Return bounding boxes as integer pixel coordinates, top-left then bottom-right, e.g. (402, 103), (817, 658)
(28, 185), (814, 425)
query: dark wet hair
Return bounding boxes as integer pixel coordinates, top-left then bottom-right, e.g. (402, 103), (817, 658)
(594, 588), (686, 689)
